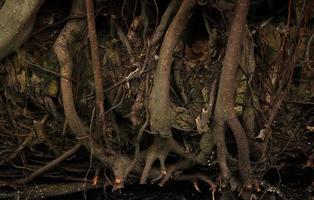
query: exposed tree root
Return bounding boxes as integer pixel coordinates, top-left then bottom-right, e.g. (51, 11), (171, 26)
(128, 0), (181, 128)
(86, 0), (106, 145)
(212, 0), (252, 189)
(133, 0), (199, 188)
(139, 0), (203, 187)
(149, 157), (216, 193)
(140, 0), (149, 50)
(157, 159), (193, 186)
(53, 0), (112, 167)
(0, 0), (311, 199)
(149, 0), (181, 49)
(148, 0), (197, 138)
(140, 136), (187, 184)
(53, 1), (163, 186)
(0, 0), (44, 61)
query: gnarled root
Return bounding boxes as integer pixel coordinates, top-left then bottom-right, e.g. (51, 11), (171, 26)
(0, 0), (44, 61)
(156, 158), (216, 191)
(53, 0), (112, 167)
(175, 173), (216, 192)
(156, 159), (192, 186)
(140, 136), (187, 184)
(212, 0), (252, 189)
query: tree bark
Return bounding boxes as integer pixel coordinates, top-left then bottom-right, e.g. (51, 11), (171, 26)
(0, 0), (44, 61)
(86, 0), (106, 145)
(213, 0), (252, 188)
(53, 0), (112, 167)
(148, 0), (197, 138)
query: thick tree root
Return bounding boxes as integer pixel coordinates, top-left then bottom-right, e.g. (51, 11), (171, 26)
(53, 0), (113, 167)
(212, 0), (252, 189)
(0, 0), (44, 61)
(140, 136), (187, 184)
(156, 159), (192, 186)
(148, 0), (197, 138)
(148, 158), (216, 194)
(175, 173), (216, 192)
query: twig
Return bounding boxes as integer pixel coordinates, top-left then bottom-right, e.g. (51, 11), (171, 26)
(105, 93), (125, 113)
(283, 100), (314, 105)
(208, 80), (218, 119)
(112, 16), (135, 62)
(306, 33), (314, 72)
(104, 65), (155, 92)
(31, 16), (86, 37)
(152, 0), (159, 31)
(14, 144), (82, 184)
(23, 58), (77, 83)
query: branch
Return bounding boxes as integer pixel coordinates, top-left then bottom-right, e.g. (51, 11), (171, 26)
(14, 144), (82, 184)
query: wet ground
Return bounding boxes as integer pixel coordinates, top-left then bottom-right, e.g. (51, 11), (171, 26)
(45, 181), (313, 200)
(46, 182), (212, 200)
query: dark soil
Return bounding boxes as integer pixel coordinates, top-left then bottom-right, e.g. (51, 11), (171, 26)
(46, 169), (313, 200)
(45, 183), (212, 200)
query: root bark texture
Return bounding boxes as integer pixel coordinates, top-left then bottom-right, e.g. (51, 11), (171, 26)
(140, 136), (187, 184)
(86, 0), (106, 144)
(212, 0), (252, 188)
(53, 0), (112, 167)
(148, 0), (197, 138)
(0, 0), (310, 198)
(0, 0), (44, 61)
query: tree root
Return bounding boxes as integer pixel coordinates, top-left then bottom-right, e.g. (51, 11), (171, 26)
(150, 158), (216, 194)
(156, 159), (192, 186)
(53, 0), (113, 167)
(212, 0), (252, 189)
(0, 0), (44, 61)
(51, 8), (195, 183)
(86, 0), (106, 145)
(175, 173), (216, 192)
(148, 0), (197, 138)
(149, 0), (181, 49)
(140, 136), (187, 184)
